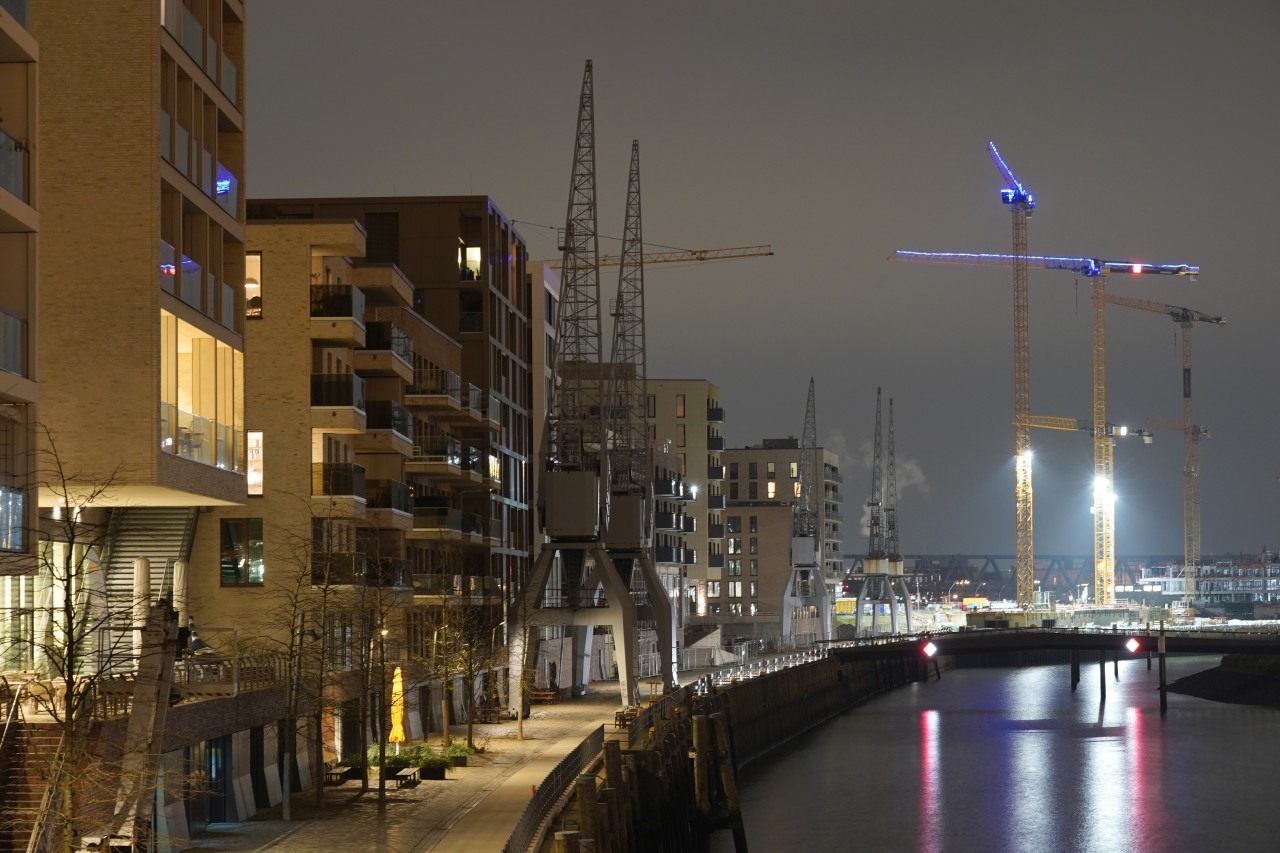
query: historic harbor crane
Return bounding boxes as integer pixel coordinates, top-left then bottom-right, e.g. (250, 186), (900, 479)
(855, 388), (913, 635)
(894, 250), (1199, 605)
(781, 378), (832, 642)
(1107, 294), (1225, 602)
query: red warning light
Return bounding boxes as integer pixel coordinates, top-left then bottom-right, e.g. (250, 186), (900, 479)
(923, 642), (938, 658)
(1131, 264), (1144, 274)
(1125, 638), (1140, 653)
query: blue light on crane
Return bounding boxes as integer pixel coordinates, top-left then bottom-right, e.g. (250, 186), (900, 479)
(989, 141), (1035, 210)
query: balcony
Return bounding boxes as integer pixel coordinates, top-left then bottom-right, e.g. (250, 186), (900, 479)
(654, 478), (688, 500)
(311, 462), (367, 518)
(408, 504), (463, 541)
(0, 483), (24, 551)
(413, 573), (502, 602)
(707, 523), (726, 540)
(684, 548), (698, 565)
(707, 494), (727, 511)
(706, 406), (725, 423)
(0, 309), (25, 378)
(706, 435), (726, 452)
(654, 511), (680, 532)
(365, 479), (413, 531)
(311, 374), (366, 434)
(312, 553), (407, 588)
(160, 402), (241, 471)
(355, 321), (414, 381)
(484, 393), (502, 431)
(684, 516), (698, 534)
(707, 465), (725, 481)
(406, 435), (469, 482)
(0, 127), (29, 206)
(653, 545), (682, 565)
(310, 284), (367, 346)
(707, 553), (726, 570)
(213, 162), (239, 219)
(1, 0), (28, 28)
(219, 49), (239, 103)
(356, 400), (413, 456)
(825, 469), (844, 484)
(405, 367), (463, 413)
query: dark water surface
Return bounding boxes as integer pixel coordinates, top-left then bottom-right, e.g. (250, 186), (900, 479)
(714, 657), (1280, 853)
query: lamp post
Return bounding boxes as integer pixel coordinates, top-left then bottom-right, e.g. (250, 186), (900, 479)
(377, 626), (388, 812)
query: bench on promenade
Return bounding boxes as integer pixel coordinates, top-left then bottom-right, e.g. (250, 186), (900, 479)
(394, 767), (419, 788)
(529, 689), (559, 704)
(471, 704), (509, 723)
(325, 765), (352, 785)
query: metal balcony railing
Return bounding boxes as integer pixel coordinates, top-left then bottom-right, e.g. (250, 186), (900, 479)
(311, 462), (366, 498)
(311, 374), (366, 411)
(310, 284), (366, 320)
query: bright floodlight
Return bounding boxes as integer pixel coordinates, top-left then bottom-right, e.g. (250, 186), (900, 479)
(923, 642), (938, 658)
(1118, 425), (1129, 436)
(1131, 264), (1144, 274)
(1126, 638), (1140, 653)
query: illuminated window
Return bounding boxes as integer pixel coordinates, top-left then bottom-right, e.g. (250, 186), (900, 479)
(728, 559), (742, 576)
(728, 538), (742, 555)
(749, 581), (759, 597)
(749, 516), (757, 533)
(160, 310), (244, 472)
(707, 581), (721, 598)
(459, 245), (482, 280)
(247, 431), (263, 495)
(766, 482), (776, 499)
(245, 251), (262, 317)
(220, 518), (264, 585)
(749, 602), (758, 616)
(767, 462), (775, 480)
(675, 394), (686, 417)
(750, 538), (758, 554)
(749, 561), (758, 577)
(728, 581), (742, 598)
(794, 481), (801, 498)
(729, 603), (742, 616)
(790, 462), (798, 478)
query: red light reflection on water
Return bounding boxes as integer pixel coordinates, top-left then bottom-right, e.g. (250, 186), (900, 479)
(919, 709), (942, 852)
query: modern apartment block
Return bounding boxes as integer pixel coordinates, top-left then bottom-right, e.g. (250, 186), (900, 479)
(647, 379), (726, 621)
(248, 196), (532, 628)
(0, 0), (37, 589)
(715, 439), (844, 636)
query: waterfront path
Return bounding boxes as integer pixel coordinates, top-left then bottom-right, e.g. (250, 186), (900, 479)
(183, 682), (627, 853)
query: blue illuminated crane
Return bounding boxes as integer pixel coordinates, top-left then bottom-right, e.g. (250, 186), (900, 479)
(894, 249), (1199, 605)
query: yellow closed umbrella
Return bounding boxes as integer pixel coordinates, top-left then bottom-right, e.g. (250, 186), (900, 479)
(389, 666), (405, 754)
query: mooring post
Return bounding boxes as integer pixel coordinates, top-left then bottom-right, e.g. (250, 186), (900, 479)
(1159, 620), (1168, 717)
(1070, 648), (1080, 691)
(1099, 650), (1106, 702)
(933, 659), (942, 681)
(576, 774), (597, 845)
(1114, 647), (1119, 681)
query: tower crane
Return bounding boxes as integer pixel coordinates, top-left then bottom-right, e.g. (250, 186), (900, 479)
(1106, 294), (1225, 602)
(894, 250), (1199, 605)
(988, 141), (1039, 611)
(781, 378), (831, 643)
(521, 60), (651, 707)
(547, 244), (773, 270)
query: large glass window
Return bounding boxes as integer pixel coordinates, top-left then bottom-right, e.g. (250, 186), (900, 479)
(727, 516), (741, 534)
(245, 252), (262, 317)
(160, 310), (243, 471)
(767, 482), (777, 499)
(220, 518), (264, 585)
(246, 431), (263, 495)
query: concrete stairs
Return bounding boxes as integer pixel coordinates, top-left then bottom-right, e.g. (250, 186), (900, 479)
(104, 506), (197, 618)
(0, 723), (61, 853)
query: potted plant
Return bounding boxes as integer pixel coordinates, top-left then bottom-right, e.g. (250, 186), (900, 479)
(368, 745), (413, 780)
(415, 750), (452, 780)
(443, 743), (476, 767)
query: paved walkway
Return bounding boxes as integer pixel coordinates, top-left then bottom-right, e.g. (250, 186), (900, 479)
(182, 682), (628, 853)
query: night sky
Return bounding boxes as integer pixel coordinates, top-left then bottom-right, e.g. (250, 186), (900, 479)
(247, 2), (1280, 558)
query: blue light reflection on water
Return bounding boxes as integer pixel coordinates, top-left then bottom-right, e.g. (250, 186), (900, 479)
(714, 657), (1280, 853)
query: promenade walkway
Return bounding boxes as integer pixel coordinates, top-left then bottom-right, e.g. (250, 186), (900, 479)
(182, 682), (626, 853)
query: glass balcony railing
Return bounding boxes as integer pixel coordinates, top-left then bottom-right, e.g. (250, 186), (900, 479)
(412, 506), (461, 533)
(201, 148), (213, 195)
(364, 321), (413, 362)
(205, 33), (217, 78)
(312, 462), (366, 499)
(159, 109), (172, 163)
(214, 162), (238, 217)
(220, 281), (237, 332)
(310, 374), (366, 412)
(159, 240), (176, 293)
(0, 309), (27, 378)
(413, 435), (461, 466)
(161, 0), (177, 35)
(1, 0), (28, 27)
(365, 400), (412, 439)
(366, 479), (412, 515)
(310, 284), (366, 321)
(0, 483), (24, 551)
(181, 5), (203, 65)
(459, 311), (483, 333)
(464, 383), (483, 415)
(410, 367), (461, 400)
(179, 254), (202, 309)
(174, 123), (191, 177)
(486, 393), (501, 426)
(220, 51), (238, 102)
(0, 127), (29, 202)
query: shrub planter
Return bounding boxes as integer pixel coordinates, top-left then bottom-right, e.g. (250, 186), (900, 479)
(418, 764), (447, 780)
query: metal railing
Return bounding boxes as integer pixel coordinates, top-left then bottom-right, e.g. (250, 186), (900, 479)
(502, 725), (604, 853)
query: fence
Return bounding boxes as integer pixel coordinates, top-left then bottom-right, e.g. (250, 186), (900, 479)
(501, 724), (604, 853)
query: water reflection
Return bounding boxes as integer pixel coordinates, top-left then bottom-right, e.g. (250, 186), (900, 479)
(717, 658), (1280, 853)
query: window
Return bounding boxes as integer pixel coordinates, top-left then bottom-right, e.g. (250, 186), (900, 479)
(220, 518), (264, 584)
(767, 461), (776, 479)
(729, 482), (739, 500)
(729, 603), (743, 616)
(794, 482), (802, 498)
(677, 453), (686, 476)
(675, 394), (686, 417)
(749, 482), (758, 500)
(748, 462), (757, 479)
(246, 430), (263, 495)
(729, 462), (738, 480)
(749, 516), (758, 533)
(646, 395), (656, 418)
(709, 603), (721, 614)
(750, 581), (759, 597)
(458, 245), (482, 280)
(767, 482), (776, 499)
(324, 612), (353, 669)
(245, 252), (262, 317)
(749, 602), (758, 616)
(707, 580), (721, 598)
(790, 462), (798, 478)
(728, 581), (742, 598)
(749, 559), (758, 576)
(676, 423), (686, 447)
(727, 559), (742, 577)
(749, 538), (758, 554)
(727, 516), (741, 534)
(728, 538), (742, 555)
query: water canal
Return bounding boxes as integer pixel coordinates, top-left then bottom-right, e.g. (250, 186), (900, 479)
(713, 656), (1280, 853)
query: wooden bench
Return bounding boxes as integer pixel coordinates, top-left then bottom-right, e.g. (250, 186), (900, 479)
(471, 705), (508, 723)
(325, 766), (352, 785)
(529, 689), (559, 705)
(394, 767), (419, 789)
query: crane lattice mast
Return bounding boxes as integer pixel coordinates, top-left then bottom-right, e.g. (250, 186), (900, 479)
(1108, 294), (1225, 603)
(793, 379), (818, 540)
(608, 140), (649, 492)
(989, 141), (1037, 609)
(885, 398), (900, 563)
(866, 387), (885, 562)
(894, 249), (1199, 605)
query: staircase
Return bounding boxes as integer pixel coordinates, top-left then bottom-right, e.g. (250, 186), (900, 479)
(104, 507), (197, 614)
(0, 722), (61, 853)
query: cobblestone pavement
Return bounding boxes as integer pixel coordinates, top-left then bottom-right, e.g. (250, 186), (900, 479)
(181, 682), (625, 853)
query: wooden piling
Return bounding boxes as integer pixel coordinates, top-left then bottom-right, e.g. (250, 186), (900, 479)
(1159, 621), (1168, 716)
(556, 830), (582, 853)
(1099, 650), (1106, 702)
(576, 774), (597, 844)
(1070, 648), (1079, 691)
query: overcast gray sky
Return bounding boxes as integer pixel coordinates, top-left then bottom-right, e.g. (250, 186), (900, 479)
(247, 1), (1280, 558)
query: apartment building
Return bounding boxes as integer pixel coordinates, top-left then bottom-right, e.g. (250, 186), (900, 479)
(716, 440), (844, 637)
(0, 0), (37, 599)
(248, 196), (532, 628)
(647, 379), (726, 621)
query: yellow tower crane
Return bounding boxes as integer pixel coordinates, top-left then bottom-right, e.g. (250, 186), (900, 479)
(1106, 294), (1225, 603)
(547, 244), (773, 270)
(894, 251), (1199, 605)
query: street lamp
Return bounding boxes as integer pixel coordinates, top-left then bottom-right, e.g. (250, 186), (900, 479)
(377, 626), (388, 812)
